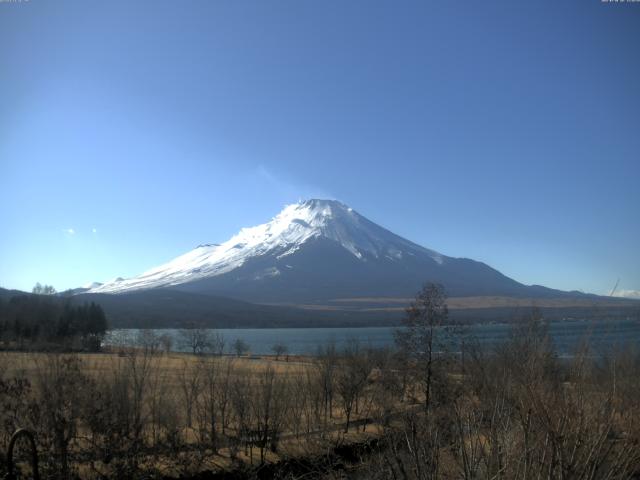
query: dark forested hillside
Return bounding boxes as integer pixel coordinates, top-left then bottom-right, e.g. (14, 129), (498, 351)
(71, 289), (397, 328)
(0, 289), (107, 350)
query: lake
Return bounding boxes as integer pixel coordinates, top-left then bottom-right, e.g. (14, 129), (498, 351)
(105, 318), (640, 356)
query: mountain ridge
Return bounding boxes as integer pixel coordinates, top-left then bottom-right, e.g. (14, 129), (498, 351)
(88, 199), (446, 295)
(82, 199), (606, 304)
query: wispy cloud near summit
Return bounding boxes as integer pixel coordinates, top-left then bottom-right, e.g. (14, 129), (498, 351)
(254, 165), (333, 204)
(612, 290), (640, 299)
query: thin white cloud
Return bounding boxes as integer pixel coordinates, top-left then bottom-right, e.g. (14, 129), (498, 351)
(64, 228), (75, 235)
(255, 165), (334, 201)
(92, 228), (97, 234)
(612, 289), (640, 299)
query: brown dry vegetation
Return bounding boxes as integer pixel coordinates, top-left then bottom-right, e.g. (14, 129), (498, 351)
(0, 344), (392, 479)
(1, 315), (640, 479)
(291, 296), (640, 310)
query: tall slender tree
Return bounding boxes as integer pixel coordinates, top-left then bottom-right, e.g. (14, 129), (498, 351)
(395, 283), (449, 412)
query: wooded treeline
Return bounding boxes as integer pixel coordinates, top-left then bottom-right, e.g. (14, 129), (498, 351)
(0, 292), (108, 351)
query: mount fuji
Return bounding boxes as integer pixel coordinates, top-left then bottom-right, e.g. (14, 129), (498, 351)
(85, 199), (575, 303)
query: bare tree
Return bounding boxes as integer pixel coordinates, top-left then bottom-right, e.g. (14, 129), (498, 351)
(233, 338), (249, 357)
(395, 283), (449, 413)
(211, 331), (226, 356)
(136, 329), (161, 355)
(105, 329), (134, 354)
(271, 343), (288, 360)
(229, 369), (251, 460)
(249, 365), (290, 463)
(336, 340), (370, 432)
(179, 326), (211, 355)
(288, 371), (310, 439)
(178, 358), (202, 429)
(369, 347), (403, 429)
(217, 357), (235, 436)
(32, 354), (91, 478)
(316, 341), (338, 430)
(158, 333), (173, 354)
(145, 354), (172, 449)
(195, 356), (225, 453)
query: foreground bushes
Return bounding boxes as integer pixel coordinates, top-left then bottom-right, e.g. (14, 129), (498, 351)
(364, 321), (640, 480)
(0, 319), (639, 479)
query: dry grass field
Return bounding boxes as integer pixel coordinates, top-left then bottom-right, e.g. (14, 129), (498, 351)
(1, 350), (313, 380)
(2, 316), (640, 479)
(0, 347), (392, 478)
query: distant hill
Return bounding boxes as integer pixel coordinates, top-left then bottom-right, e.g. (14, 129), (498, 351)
(72, 289), (638, 328)
(71, 289), (396, 328)
(2, 287), (637, 329)
(0, 287), (31, 300)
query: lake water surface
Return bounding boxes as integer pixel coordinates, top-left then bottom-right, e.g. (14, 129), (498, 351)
(106, 318), (640, 356)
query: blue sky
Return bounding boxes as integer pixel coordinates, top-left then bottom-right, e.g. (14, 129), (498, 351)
(1, 0), (639, 296)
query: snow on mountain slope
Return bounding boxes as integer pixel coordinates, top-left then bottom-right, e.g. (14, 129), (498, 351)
(89, 199), (445, 294)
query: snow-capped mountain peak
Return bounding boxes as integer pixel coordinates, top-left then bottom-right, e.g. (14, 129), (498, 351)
(88, 199), (444, 294)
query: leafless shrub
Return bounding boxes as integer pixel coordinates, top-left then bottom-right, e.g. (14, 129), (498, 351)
(335, 340), (370, 433)
(178, 358), (202, 429)
(272, 343), (288, 360)
(194, 356), (231, 453)
(249, 365), (290, 463)
(179, 326), (213, 355)
(31, 354), (92, 478)
(316, 341), (338, 431)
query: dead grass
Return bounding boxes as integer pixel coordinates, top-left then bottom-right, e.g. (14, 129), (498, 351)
(0, 349), (391, 477)
(1, 350), (312, 381)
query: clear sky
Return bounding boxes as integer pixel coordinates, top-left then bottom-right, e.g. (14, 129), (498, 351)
(1, 0), (639, 296)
